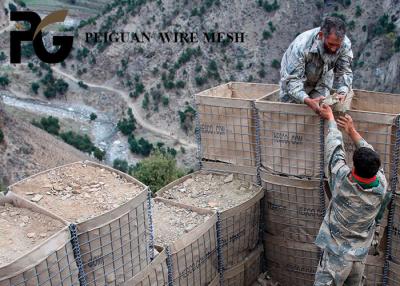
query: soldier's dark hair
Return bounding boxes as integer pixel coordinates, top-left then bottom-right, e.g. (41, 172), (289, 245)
(321, 16), (346, 39)
(353, 147), (381, 178)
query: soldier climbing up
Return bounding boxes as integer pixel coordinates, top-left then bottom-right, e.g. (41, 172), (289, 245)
(314, 104), (392, 286)
(279, 16), (353, 115)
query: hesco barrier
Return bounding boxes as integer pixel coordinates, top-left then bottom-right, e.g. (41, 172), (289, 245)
(208, 245), (263, 286)
(260, 170), (327, 244)
(263, 234), (320, 286)
(77, 188), (150, 286)
(364, 255), (385, 286)
(156, 170), (264, 269)
(195, 82), (279, 168)
(218, 188), (263, 268)
(71, 162), (152, 286)
(5, 161), (153, 286)
(390, 196), (400, 264)
(0, 193), (79, 286)
(255, 98), (321, 178)
(388, 261), (400, 286)
(122, 247), (168, 286)
(168, 213), (219, 286)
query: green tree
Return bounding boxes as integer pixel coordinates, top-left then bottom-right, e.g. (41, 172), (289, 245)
(93, 147), (106, 161)
(0, 75), (10, 87)
(31, 82), (40, 94)
(113, 158), (128, 173)
(0, 128), (4, 143)
(90, 113), (97, 121)
(117, 108), (136, 135)
(40, 116), (60, 135)
(132, 150), (185, 193)
(60, 131), (94, 153)
(0, 52), (6, 61)
(271, 59), (280, 69)
(355, 5), (362, 17)
(162, 96), (169, 106)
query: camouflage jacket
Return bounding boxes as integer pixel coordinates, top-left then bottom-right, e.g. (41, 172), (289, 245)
(279, 27), (353, 103)
(314, 121), (391, 261)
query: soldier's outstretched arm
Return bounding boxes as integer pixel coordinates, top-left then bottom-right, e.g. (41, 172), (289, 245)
(337, 115), (374, 151)
(319, 104), (348, 192)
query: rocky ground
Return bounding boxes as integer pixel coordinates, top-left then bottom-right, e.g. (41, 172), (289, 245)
(10, 162), (144, 223)
(158, 172), (260, 211)
(152, 199), (212, 246)
(0, 202), (64, 267)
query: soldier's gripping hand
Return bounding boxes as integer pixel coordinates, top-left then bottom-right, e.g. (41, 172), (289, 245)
(304, 96), (325, 115)
(337, 114), (355, 135)
(319, 103), (334, 121)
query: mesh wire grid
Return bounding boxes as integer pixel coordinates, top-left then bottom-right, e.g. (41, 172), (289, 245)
(197, 104), (258, 168)
(218, 195), (262, 268)
(257, 106), (321, 178)
(76, 198), (150, 286)
(261, 173), (327, 244)
(169, 219), (219, 286)
(0, 235), (80, 286)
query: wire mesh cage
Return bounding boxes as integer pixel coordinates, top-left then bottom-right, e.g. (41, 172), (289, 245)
(0, 194), (79, 286)
(388, 261), (400, 286)
(169, 214), (219, 286)
(390, 197), (400, 264)
(256, 99), (322, 178)
(364, 255), (385, 286)
(218, 190), (263, 268)
(261, 170), (328, 243)
(263, 235), (319, 286)
(209, 245), (263, 286)
(77, 190), (151, 286)
(195, 82), (279, 168)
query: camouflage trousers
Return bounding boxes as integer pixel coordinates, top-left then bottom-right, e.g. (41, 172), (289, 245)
(314, 249), (366, 286)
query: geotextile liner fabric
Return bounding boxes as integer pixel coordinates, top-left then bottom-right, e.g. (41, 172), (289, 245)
(388, 261), (400, 286)
(195, 82), (279, 168)
(364, 255), (385, 286)
(390, 197), (400, 264)
(121, 248), (168, 286)
(261, 170), (327, 243)
(263, 235), (319, 286)
(0, 193), (79, 286)
(168, 213), (219, 286)
(208, 245), (263, 286)
(218, 188), (263, 268)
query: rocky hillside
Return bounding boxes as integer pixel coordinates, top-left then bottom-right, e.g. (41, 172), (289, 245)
(0, 102), (93, 188)
(0, 0), (399, 188)
(57, 0), (400, 135)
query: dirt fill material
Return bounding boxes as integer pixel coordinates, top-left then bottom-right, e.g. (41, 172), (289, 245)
(152, 199), (212, 245)
(11, 162), (145, 223)
(0, 203), (64, 267)
(158, 172), (259, 211)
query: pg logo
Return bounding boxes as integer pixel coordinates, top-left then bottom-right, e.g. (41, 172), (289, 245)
(10, 10), (73, 63)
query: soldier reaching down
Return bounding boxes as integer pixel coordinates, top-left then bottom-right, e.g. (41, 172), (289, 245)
(314, 104), (391, 286)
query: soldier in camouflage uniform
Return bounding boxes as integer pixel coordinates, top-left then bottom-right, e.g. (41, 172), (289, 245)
(279, 16), (353, 114)
(314, 104), (391, 286)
